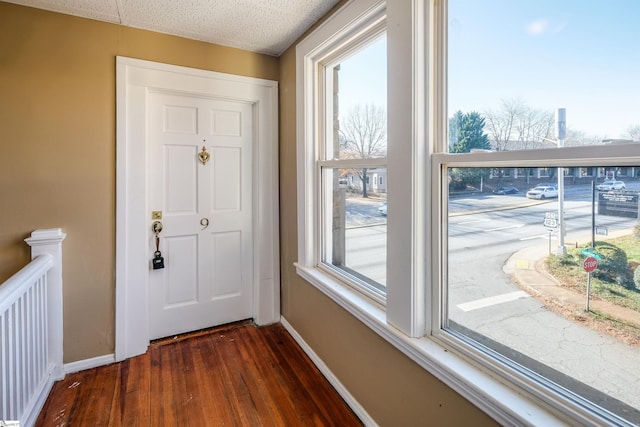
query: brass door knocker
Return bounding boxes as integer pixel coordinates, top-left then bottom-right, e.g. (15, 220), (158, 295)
(198, 146), (210, 165)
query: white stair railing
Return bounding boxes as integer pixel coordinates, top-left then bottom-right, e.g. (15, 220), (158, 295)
(0, 229), (66, 427)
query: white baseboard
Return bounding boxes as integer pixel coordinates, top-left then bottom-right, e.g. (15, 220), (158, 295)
(64, 354), (115, 374)
(280, 316), (377, 427)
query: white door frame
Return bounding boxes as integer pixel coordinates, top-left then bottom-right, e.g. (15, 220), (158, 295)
(115, 56), (280, 361)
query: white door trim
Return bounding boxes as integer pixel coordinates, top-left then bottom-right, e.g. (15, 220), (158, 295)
(115, 56), (280, 361)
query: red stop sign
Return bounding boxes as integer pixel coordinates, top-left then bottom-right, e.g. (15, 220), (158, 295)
(584, 256), (598, 273)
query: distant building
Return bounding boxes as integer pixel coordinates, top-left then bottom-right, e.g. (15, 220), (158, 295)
(343, 167), (387, 193)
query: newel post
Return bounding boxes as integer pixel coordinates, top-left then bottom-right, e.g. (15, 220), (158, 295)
(25, 228), (67, 380)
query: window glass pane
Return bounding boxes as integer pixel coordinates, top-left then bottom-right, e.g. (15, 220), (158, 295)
(328, 35), (387, 160)
(446, 165), (640, 423)
(322, 167), (387, 294)
(320, 32), (387, 297)
(448, 1), (640, 151)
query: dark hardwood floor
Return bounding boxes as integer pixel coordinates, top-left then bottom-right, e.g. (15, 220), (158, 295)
(36, 321), (363, 426)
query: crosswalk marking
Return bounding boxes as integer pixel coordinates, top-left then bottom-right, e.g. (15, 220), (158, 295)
(457, 290), (530, 312)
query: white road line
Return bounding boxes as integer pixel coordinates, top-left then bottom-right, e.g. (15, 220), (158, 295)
(457, 219), (491, 225)
(457, 290), (530, 312)
(520, 234), (551, 241)
(484, 224), (524, 232)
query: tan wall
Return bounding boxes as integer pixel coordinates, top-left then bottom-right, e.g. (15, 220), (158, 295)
(0, 2), (278, 362)
(277, 22), (498, 427)
(1, 1), (498, 424)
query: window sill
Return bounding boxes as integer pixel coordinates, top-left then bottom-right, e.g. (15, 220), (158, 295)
(294, 263), (570, 427)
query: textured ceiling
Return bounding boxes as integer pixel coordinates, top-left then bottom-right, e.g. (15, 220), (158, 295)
(4, 0), (341, 56)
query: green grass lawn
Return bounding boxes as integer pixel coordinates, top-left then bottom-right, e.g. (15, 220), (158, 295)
(546, 235), (640, 312)
(609, 235), (640, 267)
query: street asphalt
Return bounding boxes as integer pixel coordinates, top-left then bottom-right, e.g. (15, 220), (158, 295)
(450, 190), (640, 420)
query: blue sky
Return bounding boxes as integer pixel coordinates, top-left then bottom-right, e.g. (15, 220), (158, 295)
(338, 1), (640, 139)
(337, 35), (387, 119)
(449, 0), (640, 138)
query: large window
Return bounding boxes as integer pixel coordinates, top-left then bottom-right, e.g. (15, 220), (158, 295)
(299, 2), (387, 301)
(442, 1), (640, 425)
(297, 0), (640, 425)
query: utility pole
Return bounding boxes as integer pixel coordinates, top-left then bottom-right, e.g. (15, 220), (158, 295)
(591, 180), (596, 249)
(556, 108), (567, 256)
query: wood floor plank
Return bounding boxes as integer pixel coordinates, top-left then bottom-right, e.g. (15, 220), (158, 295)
(150, 341), (179, 425)
(35, 322), (363, 427)
(82, 364), (121, 425)
(261, 325), (357, 426)
(237, 327), (298, 424)
(214, 327), (265, 426)
(195, 335), (241, 425)
(36, 370), (84, 425)
(113, 352), (151, 427)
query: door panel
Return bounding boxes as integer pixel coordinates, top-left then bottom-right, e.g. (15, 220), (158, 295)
(212, 147), (241, 211)
(164, 235), (198, 306)
(211, 110), (242, 136)
(165, 145), (198, 213)
(148, 91), (253, 339)
(210, 231), (242, 297)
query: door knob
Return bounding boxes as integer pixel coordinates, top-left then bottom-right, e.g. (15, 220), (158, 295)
(152, 221), (163, 234)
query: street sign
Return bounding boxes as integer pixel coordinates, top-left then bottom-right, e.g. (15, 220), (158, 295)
(580, 248), (602, 260)
(543, 212), (557, 229)
(583, 256), (598, 273)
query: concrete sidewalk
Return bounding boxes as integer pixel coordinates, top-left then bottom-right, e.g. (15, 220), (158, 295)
(504, 230), (640, 329)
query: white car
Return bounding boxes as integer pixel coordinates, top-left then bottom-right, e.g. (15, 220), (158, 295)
(526, 185), (558, 199)
(596, 180), (625, 191)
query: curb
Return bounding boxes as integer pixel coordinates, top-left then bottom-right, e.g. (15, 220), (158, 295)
(505, 230), (640, 329)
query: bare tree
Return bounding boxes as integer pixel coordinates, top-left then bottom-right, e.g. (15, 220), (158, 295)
(340, 104), (387, 197)
(482, 99), (554, 184)
(564, 128), (604, 147)
(484, 99), (553, 151)
(623, 124), (640, 141)
(483, 98), (522, 151)
(514, 107), (554, 150)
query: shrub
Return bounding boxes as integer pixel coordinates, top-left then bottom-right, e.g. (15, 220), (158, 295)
(634, 266), (640, 290)
(592, 242), (634, 288)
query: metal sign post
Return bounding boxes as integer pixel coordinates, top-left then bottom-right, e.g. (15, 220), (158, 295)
(556, 108), (567, 256)
(583, 256), (598, 311)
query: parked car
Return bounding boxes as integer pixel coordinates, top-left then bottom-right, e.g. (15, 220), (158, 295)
(596, 180), (625, 191)
(537, 182), (558, 189)
(378, 202), (387, 216)
(526, 185), (558, 199)
(493, 186), (519, 195)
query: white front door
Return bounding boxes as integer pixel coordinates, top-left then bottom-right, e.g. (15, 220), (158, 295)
(117, 57), (279, 361)
(147, 91), (253, 339)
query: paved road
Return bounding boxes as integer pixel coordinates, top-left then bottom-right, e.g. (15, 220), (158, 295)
(343, 188), (640, 422)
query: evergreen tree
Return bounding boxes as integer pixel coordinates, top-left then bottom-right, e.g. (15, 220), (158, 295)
(449, 111), (491, 153)
(448, 110), (463, 152)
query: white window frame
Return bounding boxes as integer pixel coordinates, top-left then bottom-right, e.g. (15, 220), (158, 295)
(296, 0), (640, 425)
(296, 0), (390, 304)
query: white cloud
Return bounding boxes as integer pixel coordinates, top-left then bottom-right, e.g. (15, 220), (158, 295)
(527, 18), (549, 35)
(526, 18), (566, 36)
